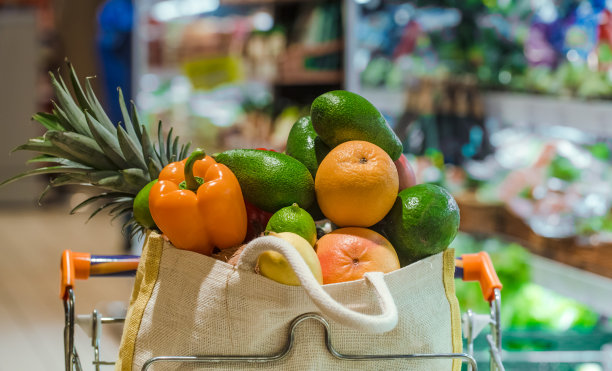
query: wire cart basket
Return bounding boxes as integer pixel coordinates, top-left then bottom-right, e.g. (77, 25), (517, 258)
(60, 250), (504, 371)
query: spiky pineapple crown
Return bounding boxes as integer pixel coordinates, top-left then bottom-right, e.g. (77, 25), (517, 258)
(1, 62), (191, 236)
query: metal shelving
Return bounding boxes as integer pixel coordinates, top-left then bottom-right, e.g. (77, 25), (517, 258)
(483, 92), (612, 138)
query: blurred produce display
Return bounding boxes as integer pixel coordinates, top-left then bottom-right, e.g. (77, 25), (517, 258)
(452, 233), (612, 371)
(406, 124), (612, 242)
(452, 233), (601, 331)
(355, 0), (612, 99)
(396, 77), (492, 165)
(137, 1), (343, 153)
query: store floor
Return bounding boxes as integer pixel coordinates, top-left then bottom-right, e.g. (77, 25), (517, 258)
(0, 202), (135, 370)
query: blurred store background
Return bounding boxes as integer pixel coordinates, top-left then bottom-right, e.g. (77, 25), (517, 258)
(1, 0), (612, 370)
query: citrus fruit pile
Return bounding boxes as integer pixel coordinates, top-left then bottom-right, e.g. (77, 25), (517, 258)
(241, 90), (461, 285)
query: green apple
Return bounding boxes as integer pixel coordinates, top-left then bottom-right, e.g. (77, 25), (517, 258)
(258, 232), (323, 285)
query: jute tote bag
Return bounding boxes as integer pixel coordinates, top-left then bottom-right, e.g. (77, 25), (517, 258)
(116, 231), (462, 371)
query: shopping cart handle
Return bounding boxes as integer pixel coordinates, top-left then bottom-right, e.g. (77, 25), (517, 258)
(455, 252), (502, 302)
(60, 250), (140, 299)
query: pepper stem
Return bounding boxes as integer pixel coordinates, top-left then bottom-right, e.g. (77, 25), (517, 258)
(184, 148), (206, 191)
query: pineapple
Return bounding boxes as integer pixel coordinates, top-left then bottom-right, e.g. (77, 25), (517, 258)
(1, 63), (190, 236)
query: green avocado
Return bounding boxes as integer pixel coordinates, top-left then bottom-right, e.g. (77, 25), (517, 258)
(214, 149), (315, 213)
(285, 116), (330, 179)
(310, 90), (403, 161)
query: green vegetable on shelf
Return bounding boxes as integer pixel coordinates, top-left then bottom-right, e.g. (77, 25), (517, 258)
(452, 233), (600, 331)
(548, 155), (581, 182)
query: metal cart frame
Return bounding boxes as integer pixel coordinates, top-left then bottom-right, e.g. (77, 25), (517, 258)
(60, 250), (503, 371)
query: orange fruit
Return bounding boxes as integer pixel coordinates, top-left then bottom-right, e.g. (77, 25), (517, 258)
(315, 227), (400, 284)
(315, 140), (399, 227)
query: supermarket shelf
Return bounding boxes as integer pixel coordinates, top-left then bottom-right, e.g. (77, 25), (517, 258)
(277, 40), (344, 86)
(456, 192), (612, 312)
(457, 192), (612, 279)
(359, 88), (612, 135)
(359, 88), (406, 117)
(220, 0), (313, 4)
(275, 70), (343, 86)
(483, 91), (612, 137)
(529, 254), (612, 318)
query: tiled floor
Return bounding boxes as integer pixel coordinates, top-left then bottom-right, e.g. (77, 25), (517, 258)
(0, 202), (136, 370)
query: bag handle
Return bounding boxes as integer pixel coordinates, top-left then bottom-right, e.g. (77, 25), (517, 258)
(237, 236), (398, 334)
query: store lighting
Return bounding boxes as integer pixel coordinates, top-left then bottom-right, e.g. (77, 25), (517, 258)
(140, 73), (160, 93)
(566, 49), (580, 63)
(151, 0), (220, 22)
(252, 11), (273, 32)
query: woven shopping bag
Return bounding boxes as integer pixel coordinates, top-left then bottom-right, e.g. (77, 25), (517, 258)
(116, 231), (462, 371)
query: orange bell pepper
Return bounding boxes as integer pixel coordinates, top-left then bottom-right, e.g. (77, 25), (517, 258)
(149, 149), (247, 255)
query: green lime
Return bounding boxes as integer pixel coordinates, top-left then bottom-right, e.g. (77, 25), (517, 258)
(133, 179), (158, 229)
(265, 203), (317, 246)
(375, 183), (460, 266)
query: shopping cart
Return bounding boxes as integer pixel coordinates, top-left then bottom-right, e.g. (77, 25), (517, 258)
(60, 250), (503, 371)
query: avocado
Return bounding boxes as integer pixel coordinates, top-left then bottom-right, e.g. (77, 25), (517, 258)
(214, 149), (315, 213)
(285, 116), (330, 179)
(310, 90), (403, 161)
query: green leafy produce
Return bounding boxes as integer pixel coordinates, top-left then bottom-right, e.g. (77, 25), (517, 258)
(452, 233), (599, 331)
(549, 155), (581, 182)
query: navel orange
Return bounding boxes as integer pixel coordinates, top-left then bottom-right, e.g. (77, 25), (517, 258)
(315, 140), (398, 227)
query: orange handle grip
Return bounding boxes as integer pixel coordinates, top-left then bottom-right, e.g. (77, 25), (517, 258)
(458, 252), (502, 302)
(60, 250), (140, 299)
(60, 250), (91, 299)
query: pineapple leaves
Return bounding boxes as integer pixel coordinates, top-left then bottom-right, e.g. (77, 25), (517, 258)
(179, 142), (192, 160)
(14, 137), (78, 160)
(51, 102), (77, 133)
(140, 124), (161, 179)
(84, 111), (130, 169)
(117, 125), (148, 171)
(45, 130), (117, 170)
(0, 166), (93, 187)
(118, 87), (140, 143)
(130, 101), (144, 139)
(156, 120), (166, 163)
(26, 155), (92, 168)
(86, 199), (133, 223)
(153, 120), (187, 165)
(84, 77), (115, 132)
(70, 192), (133, 215)
(32, 112), (64, 131)
(48, 72), (91, 137)
(67, 61), (93, 113)
(147, 158), (163, 180)
(121, 168), (149, 188)
(1, 63), (194, 235)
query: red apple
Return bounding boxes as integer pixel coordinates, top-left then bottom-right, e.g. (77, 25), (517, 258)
(394, 154), (417, 191)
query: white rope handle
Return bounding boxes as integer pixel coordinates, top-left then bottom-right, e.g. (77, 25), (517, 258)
(237, 236), (398, 334)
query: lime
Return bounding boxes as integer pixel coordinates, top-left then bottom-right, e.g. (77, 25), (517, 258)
(265, 203), (317, 246)
(375, 183), (460, 267)
(133, 179), (158, 229)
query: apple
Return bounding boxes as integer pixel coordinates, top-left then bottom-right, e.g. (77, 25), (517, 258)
(315, 227), (400, 284)
(394, 154), (417, 191)
(244, 200), (273, 242)
(257, 232), (323, 286)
